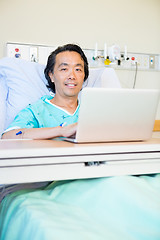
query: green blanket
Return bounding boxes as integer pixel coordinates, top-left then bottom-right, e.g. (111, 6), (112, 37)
(0, 174), (160, 240)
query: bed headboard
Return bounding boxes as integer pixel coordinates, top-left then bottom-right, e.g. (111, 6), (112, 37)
(0, 57), (121, 136)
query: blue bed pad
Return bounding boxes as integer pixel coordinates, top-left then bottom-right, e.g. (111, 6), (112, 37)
(0, 174), (160, 240)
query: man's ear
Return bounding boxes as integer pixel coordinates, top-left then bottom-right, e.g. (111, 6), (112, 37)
(48, 72), (54, 83)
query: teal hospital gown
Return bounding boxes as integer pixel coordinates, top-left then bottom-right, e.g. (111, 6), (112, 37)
(6, 95), (80, 131)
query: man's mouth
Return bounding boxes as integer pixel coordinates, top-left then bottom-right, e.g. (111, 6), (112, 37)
(65, 83), (77, 88)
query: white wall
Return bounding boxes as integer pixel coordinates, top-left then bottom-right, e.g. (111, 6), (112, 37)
(0, 0), (160, 56)
(0, 0), (160, 117)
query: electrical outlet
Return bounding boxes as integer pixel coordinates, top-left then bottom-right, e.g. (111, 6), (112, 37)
(30, 47), (38, 62)
(136, 55), (142, 67)
(149, 55), (155, 69)
(143, 55), (149, 68)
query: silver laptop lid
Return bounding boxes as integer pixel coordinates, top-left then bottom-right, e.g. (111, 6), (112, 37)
(74, 88), (160, 143)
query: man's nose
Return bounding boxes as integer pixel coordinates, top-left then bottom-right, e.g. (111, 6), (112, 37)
(68, 69), (76, 79)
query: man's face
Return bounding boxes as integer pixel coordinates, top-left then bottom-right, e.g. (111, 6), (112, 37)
(49, 51), (85, 99)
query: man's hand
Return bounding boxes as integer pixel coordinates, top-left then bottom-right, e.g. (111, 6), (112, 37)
(60, 122), (77, 138)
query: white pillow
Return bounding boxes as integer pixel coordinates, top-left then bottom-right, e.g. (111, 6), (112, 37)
(85, 68), (121, 88)
(0, 57), (50, 132)
(0, 80), (7, 136)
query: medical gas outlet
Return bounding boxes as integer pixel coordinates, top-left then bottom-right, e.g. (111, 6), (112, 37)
(93, 43), (123, 66)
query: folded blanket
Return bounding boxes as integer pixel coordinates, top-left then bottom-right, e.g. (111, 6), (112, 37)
(0, 182), (49, 203)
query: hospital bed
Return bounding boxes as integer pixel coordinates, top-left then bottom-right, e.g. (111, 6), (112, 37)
(0, 57), (160, 240)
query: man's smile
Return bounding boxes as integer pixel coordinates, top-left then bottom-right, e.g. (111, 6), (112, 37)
(65, 82), (77, 88)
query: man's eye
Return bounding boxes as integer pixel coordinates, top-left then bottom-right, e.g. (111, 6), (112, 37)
(76, 68), (82, 71)
(60, 68), (67, 71)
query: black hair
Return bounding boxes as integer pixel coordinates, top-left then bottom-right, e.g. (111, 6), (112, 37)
(44, 43), (89, 92)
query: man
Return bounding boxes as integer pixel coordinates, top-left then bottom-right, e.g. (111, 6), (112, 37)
(2, 44), (89, 140)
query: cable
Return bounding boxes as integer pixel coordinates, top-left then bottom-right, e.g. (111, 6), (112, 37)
(133, 61), (138, 88)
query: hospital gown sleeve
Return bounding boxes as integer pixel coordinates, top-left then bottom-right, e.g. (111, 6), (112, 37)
(6, 107), (39, 130)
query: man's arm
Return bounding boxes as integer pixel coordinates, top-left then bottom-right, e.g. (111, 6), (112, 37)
(1, 123), (77, 140)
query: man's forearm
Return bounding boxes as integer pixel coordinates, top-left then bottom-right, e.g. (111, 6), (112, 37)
(1, 127), (62, 140)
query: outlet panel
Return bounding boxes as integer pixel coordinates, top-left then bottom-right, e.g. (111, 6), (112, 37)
(6, 42), (160, 71)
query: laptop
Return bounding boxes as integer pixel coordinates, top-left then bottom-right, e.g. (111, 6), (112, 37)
(64, 88), (160, 143)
